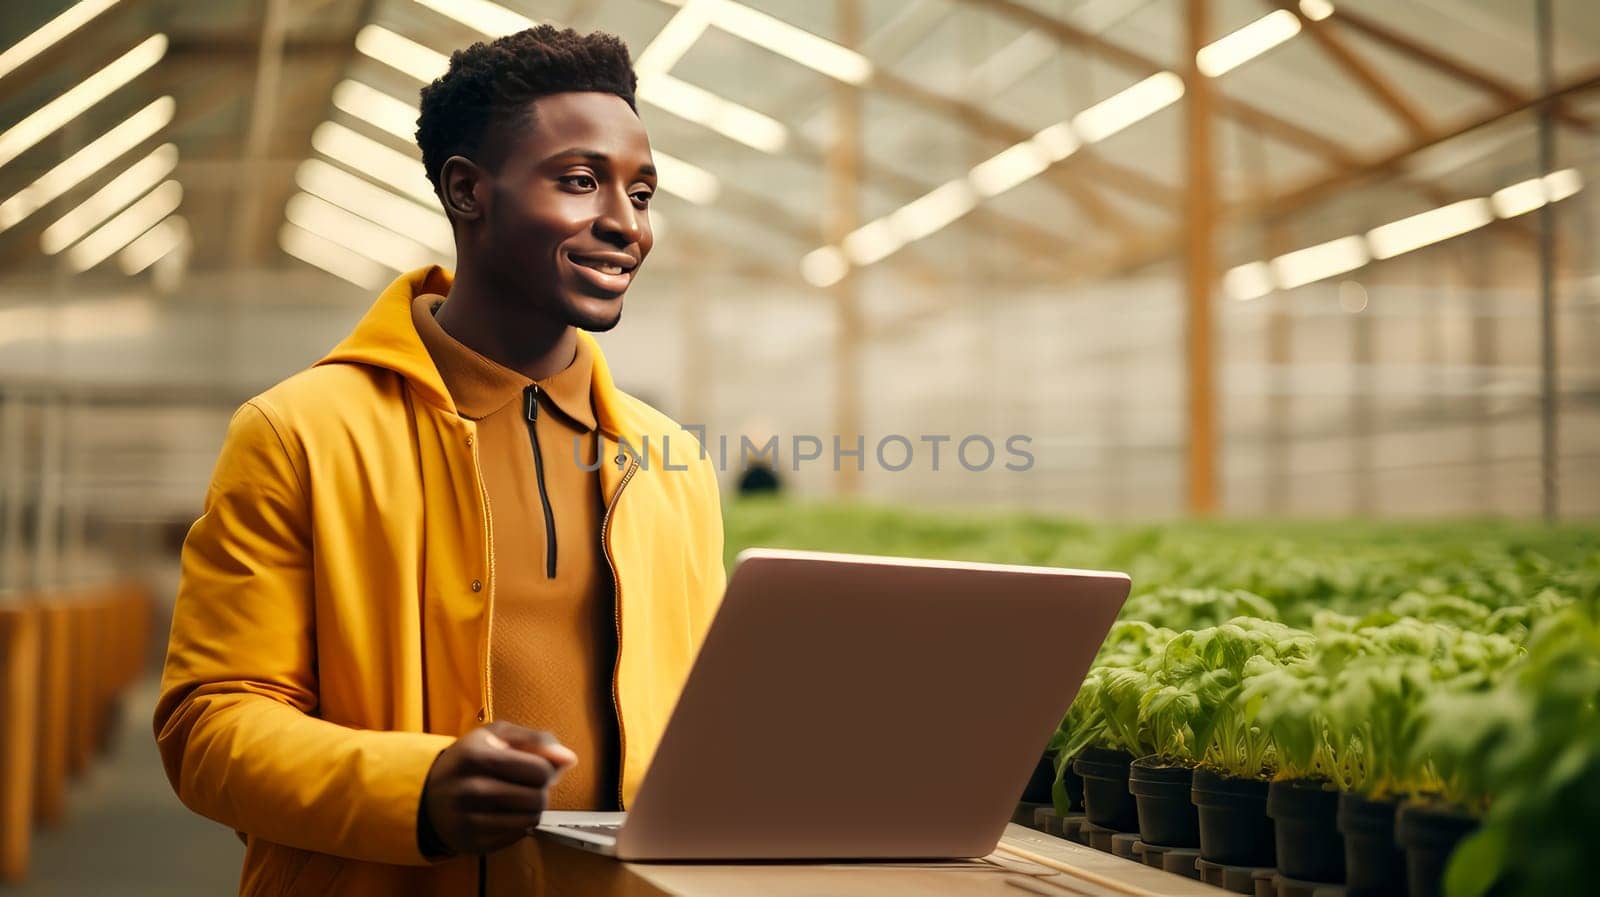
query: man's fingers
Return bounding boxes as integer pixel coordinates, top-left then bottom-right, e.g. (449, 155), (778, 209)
(455, 778), (548, 815)
(540, 742), (579, 768)
(461, 811), (545, 849)
(471, 744), (562, 789)
(483, 722), (580, 770)
(485, 721), (555, 749)
(464, 809), (541, 829)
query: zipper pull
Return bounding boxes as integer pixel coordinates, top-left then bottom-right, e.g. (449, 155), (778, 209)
(525, 384), (540, 422)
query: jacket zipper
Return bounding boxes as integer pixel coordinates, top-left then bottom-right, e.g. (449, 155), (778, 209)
(523, 386), (558, 579)
(600, 451), (638, 809)
(469, 430), (496, 723)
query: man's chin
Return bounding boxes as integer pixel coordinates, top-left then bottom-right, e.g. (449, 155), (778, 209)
(571, 301), (623, 333)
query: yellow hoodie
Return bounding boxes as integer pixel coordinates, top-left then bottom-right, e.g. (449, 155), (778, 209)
(154, 267), (726, 896)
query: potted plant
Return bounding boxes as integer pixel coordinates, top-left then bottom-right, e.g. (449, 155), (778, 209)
(1019, 747), (1057, 806)
(1407, 608), (1600, 897)
(1126, 679), (1202, 849)
(1087, 658), (1201, 848)
(1049, 613), (1177, 831)
(1250, 662), (1346, 885)
(1053, 621), (1176, 835)
(1180, 619), (1316, 869)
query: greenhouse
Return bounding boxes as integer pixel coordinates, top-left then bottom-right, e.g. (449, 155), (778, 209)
(0, 1), (1596, 897)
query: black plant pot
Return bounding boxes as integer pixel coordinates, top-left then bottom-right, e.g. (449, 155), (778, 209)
(1073, 747), (1138, 832)
(1396, 803), (1478, 897)
(1020, 750), (1057, 804)
(1338, 793), (1407, 897)
(1268, 779), (1344, 883)
(1191, 767), (1275, 867)
(1129, 758), (1199, 848)
(1060, 759), (1084, 812)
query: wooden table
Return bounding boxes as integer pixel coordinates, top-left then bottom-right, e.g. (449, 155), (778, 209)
(517, 824), (1226, 897)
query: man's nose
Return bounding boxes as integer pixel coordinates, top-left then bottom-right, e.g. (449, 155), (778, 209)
(594, 191), (643, 245)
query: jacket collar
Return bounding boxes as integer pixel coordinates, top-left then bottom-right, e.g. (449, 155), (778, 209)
(317, 266), (639, 439)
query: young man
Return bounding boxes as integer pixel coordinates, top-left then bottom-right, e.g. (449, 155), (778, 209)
(154, 26), (725, 896)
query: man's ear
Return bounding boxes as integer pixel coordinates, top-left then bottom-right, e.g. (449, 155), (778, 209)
(440, 155), (486, 223)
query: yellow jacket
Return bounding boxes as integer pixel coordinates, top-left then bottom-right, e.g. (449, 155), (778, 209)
(154, 267), (726, 895)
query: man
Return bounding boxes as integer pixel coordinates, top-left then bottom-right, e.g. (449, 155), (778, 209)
(154, 26), (725, 896)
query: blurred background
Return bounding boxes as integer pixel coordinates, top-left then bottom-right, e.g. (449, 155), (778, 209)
(1, 0), (1597, 893)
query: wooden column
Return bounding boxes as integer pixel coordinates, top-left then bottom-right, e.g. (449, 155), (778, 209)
(1184, 0), (1219, 515)
(1350, 299), (1376, 515)
(1264, 286), (1293, 514)
(1535, 0), (1560, 521)
(1463, 241), (1498, 512)
(1100, 356), (1130, 519)
(0, 390), (27, 592)
(829, 0), (864, 497)
(32, 396), (62, 592)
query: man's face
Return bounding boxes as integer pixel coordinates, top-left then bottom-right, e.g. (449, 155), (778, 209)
(478, 91), (655, 332)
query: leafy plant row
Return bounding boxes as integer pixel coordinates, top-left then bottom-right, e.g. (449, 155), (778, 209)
(722, 500), (1600, 897)
(1049, 567), (1599, 897)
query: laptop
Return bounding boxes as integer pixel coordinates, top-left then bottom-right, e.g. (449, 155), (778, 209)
(536, 547), (1129, 861)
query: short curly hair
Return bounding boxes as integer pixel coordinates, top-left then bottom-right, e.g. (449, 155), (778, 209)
(415, 25), (638, 196)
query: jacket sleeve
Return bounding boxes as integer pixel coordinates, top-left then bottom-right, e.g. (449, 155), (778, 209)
(153, 400), (454, 865)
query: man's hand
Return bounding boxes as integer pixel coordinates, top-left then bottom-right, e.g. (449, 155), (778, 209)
(419, 721), (579, 856)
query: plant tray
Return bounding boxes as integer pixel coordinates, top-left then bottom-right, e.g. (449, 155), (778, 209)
(1267, 872), (1347, 897)
(1112, 833), (1142, 860)
(1062, 814), (1086, 844)
(1031, 806), (1064, 836)
(1136, 841), (1203, 880)
(1081, 821), (1131, 853)
(994, 825), (1238, 896)
(1013, 800), (1051, 827)
(1196, 857), (1276, 895)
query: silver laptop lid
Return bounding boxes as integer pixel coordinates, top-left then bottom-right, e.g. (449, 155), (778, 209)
(615, 549), (1129, 861)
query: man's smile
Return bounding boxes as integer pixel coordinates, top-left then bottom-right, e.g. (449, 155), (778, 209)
(567, 249), (638, 294)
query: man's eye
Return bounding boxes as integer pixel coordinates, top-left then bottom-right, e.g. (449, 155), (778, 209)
(562, 175), (596, 189)
(633, 191), (653, 206)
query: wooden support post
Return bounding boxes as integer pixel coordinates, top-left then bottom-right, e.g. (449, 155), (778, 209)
(31, 397), (62, 592)
(1184, 0), (1219, 515)
(0, 390), (26, 592)
(1461, 241), (1497, 512)
(61, 399), (86, 586)
(1265, 298), (1292, 515)
(1260, 209), (1293, 515)
(830, 0), (864, 498)
(1350, 299), (1376, 516)
(1100, 357), (1129, 519)
(1536, 0), (1559, 522)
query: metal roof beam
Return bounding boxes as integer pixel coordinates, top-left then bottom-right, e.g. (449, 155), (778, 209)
(228, 0), (290, 266)
(1325, 4), (1595, 133)
(957, 0), (1357, 166)
(1095, 63), (1600, 277)
(1270, 0), (1431, 140)
(872, 71), (1136, 236)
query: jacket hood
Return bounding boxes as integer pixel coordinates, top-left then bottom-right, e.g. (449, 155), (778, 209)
(317, 266), (640, 437)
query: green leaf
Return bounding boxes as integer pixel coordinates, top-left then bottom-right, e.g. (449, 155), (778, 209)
(1443, 825), (1508, 897)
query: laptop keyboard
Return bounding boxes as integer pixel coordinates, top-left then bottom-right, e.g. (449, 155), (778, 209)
(562, 823), (622, 834)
